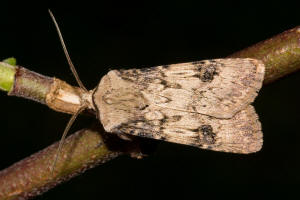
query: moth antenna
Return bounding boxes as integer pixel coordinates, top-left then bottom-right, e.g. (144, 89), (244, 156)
(51, 105), (87, 175)
(48, 9), (88, 92)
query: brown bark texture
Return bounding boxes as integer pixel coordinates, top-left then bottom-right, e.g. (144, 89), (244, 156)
(229, 26), (300, 84)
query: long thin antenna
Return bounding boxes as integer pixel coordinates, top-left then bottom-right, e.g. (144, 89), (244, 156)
(48, 9), (88, 92)
(51, 105), (87, 174)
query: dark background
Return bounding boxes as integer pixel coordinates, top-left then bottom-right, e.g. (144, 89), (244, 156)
(0, 1), (299, 199)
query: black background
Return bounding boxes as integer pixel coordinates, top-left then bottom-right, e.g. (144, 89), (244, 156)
(0, 1), (299, 199)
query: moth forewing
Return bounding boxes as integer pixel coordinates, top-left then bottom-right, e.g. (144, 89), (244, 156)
(92, 58), (265, 154)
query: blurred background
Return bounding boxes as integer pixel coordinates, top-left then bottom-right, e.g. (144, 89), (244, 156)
(0, 1), (299, 199)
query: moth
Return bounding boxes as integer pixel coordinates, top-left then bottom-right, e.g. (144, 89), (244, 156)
(93, 58), (264, 154)
(47, 11), (265, 170)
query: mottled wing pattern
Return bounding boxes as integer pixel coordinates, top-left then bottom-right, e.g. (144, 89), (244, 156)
(115, 58), (264, 118)
(93, 58), (264, 153)
(116, 105), (262, 154)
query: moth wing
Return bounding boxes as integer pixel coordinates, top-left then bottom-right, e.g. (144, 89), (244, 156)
(93, 58), (264, 153)
(99, 94), (263, 153)
(110, 58), (264, 118)
(158, 58), (264, 118)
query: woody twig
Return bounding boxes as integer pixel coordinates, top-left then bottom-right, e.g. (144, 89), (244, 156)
(0, 26), (299, 200)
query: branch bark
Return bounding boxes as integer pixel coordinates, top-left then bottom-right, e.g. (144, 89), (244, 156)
(229, 26), (300, 84)
(0, 26), (299, 200)
(0, 128), (122, 199)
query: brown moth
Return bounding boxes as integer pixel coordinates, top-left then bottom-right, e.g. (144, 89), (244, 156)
(92, 59), (265, 154)
(47, 11), (265, 171)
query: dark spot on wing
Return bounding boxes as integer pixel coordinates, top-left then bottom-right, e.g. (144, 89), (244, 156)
(200, 65), (217, 82)
(200, 125), (216, 144)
